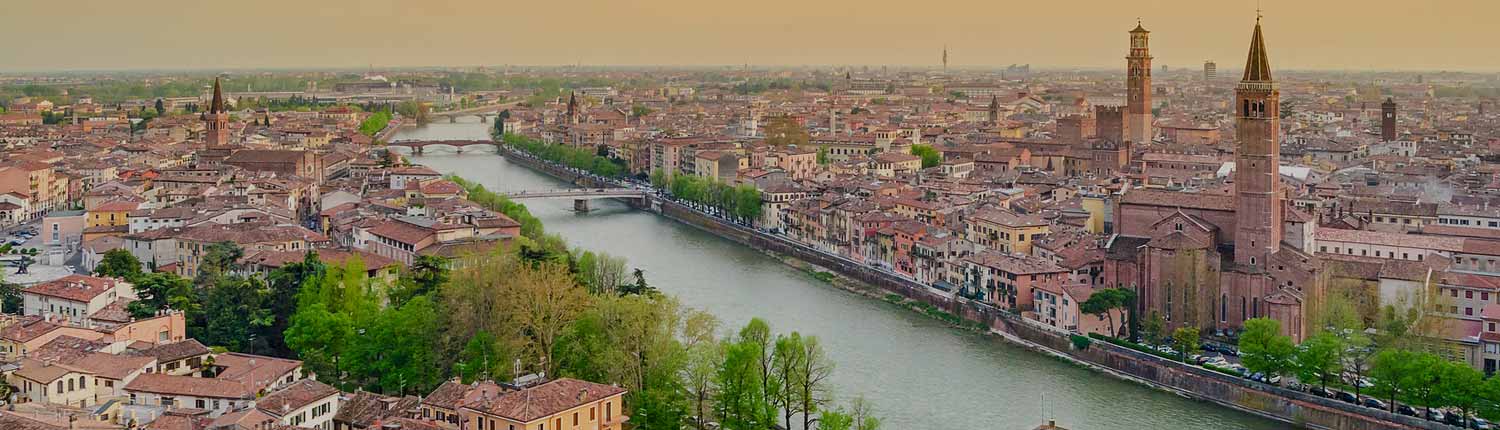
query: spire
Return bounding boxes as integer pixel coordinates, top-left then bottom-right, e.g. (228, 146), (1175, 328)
(1241, 18), (1273, 82)
(209, 77), (225, 114)
(1132, 18), (1147, 33)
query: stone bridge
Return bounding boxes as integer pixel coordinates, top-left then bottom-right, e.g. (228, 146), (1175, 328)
(384, 140), (499, 154)
(502, 188), (650, 212)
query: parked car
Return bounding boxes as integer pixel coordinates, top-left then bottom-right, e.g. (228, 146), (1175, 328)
(1395, 404), (1418, 416)
(1426, 409), (1446, 422)
(1309, 386), (1333, 398)
(1335, 391), (1358, 404)
(1448, 413), (1468, 427)
(1361, 397), (1387, 410)
(1473, 418), (1492, 430)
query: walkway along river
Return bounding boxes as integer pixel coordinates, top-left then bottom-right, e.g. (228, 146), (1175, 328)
(393, 118), (1281, 430)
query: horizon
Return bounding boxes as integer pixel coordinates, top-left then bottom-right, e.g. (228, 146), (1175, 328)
(5, 0), (1499, 73)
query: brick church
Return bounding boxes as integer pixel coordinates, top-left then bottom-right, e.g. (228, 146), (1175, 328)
(1104, 18), (1324, 342)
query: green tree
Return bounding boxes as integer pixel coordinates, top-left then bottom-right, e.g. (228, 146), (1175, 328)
(94, 249), (143, 280)
(1440, 361), (1484, 426)
(201, 276), (272, 353)
(1080, 288), (1130, 337)
(684, 339), (724, 430)
(909, 144), (942, 169)
(1397, 351), (1444, 414)
(1370, 348), (1420, 413)
(816, 147), (830, 165)
(1239, 318), (1296, 380)
(1295, 331), (1343, 390)
(717, 340), (771, 430)
(795, 335), (834, 430)
(390, 255), (448, 307)
(1142, 311), (1166, 346)
(193, 241), (244, 287)
(455, 330), (508, 384)
(772, 333), (806, 430)
(740, 318), (780, 428)
(125, 272), (194, 319)
(1171, 327), (1200, 361)
(819, 409), (854, 430)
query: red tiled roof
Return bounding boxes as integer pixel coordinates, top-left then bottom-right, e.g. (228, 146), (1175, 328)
(466, 378), (626, 423)
(24, 274), (123, 303)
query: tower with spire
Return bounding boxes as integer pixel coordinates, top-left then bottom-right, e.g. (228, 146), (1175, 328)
(203, 77), (230, 147)
(1232, 15), (1282, 268)
(565, 91), (580, 125)
(942, 45), (949, 72)
(1126, 19), (1153, 146)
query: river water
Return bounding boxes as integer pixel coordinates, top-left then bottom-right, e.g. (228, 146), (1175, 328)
(394, 118), (1281, 430)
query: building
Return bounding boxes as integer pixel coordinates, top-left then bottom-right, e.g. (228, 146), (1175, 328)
(21, 275), (135, 326)
(1382, 97), (1398, 141)
(457, 378), (629, 430)
(966, 209), (1050, 255)
(1104, 18), (1319, 341)
(1126, 22), (1153, 145)
(1203, 60), (1217, 81)
(204, 78), (230, 146)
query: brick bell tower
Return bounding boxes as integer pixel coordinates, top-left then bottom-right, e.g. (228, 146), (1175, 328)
(203, 77), (229, 146)
(1126, 20), (1153, 145)
(1232, 16), (1282, 268)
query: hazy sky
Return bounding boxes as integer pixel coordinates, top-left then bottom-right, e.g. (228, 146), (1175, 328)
(4, 0), (1496, 72)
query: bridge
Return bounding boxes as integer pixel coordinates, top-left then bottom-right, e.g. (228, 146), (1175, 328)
(384, 140), (500, 154)
(502, 188), (650, 212)
(430, 100), (523, 122)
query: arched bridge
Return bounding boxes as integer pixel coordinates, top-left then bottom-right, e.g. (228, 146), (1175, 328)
(385, 140), (499, 154)
(502, 188), (651, 212)
(431, 100), (522, 122)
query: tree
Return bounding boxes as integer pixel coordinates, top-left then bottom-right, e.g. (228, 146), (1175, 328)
(154, 98), (165, 116)
(816, 147), (830, 165)
(125, 272), (194, 319)
(1396, 351), (1444, 415)
(848, 395), (881, 430)
(684, 336), (724, 430)
(739, 318), (780, 427)
(819, 410), (854, 430)
(1239, 318), (1295, 380)
(772, 333), (805, 430)
(764, 115), (809, 147)
(1442, 363), (1485, 428)
(193, 241), (244, 287)
(455, 330), (507, 384)
(504, 262), (590, 375)
(1142, 311), (1166, 346)
(1080, 288), (1128, 337)
(1340, 331), (1377, 400)
(201, 276), (272, 353)
(796, 336), (834, 430)
(1370, 348), (1420, 413)
(909, 145), (942, 169)
(390, 255), (448, 307)
(1171, 327), (1200, 361)
(1295, 331), (1343, 390)
(717, 339), (771, 430)
(94, 249), (143, 280)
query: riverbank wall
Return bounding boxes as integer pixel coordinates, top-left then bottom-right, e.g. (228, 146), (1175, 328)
(491, 147), (1441, 430)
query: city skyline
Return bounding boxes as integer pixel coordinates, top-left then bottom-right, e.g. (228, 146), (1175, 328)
(4, 0), (1498, 73)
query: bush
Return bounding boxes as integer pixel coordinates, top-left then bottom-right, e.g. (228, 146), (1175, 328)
(1070, 334), (1092, 350)
(807, 270), (836, 283)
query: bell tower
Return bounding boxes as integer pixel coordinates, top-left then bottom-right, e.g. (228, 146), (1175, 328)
(203, 77), (229, 146)
(1126, 20), (1153, 145)
(1232, 16), (1282, 268)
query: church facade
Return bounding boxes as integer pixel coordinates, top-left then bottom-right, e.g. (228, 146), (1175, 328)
(1104, 19), (1323, 342)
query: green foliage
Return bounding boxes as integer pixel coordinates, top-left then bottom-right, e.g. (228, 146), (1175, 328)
(763, 115), (809, 147)
(1141, 311), (1166, 346)
(501, 133), (624, 178)
(909, 144), (942, 169)
(357, 110), (392, 136)
(1171, 327), (1200, 359)
(1295, 331), (1343, 389)
(94, 249), (143, 280)
(1069, 334), (1091, 350)
(1239, 318), (1296, 379)
(666, 174), (764, 222)
(125, 272), (194, 320)
(449, 175), (547, 241)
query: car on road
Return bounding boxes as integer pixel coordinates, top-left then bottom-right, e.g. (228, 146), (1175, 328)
(1395, 404), (1418, 416)
(1360, 397), (1387, 410)
(1335, 391), (1358, 404)
(1426, 409), (1446, 422)
(1309, 386), (1333, 398)
(1473, 418), (1493, 430)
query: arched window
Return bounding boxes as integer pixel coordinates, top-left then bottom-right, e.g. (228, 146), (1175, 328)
(1241, 297), (1247, 319)
(1220, 293), (1228, 322)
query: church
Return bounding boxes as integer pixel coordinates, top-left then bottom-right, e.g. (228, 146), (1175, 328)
(1104, 18), (1324, 342)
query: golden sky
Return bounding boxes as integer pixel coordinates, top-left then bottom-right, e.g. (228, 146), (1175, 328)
(4, 0), (1496, 72)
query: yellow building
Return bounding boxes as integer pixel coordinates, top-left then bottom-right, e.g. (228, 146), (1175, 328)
(87, 200), (140, 228)
(967, 208), (1050, 255)
(459, 378), (628, 430)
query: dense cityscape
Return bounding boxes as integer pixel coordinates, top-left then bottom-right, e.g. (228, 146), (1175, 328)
(0, 5), (1498, 430)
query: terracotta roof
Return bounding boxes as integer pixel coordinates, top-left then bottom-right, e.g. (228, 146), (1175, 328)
(466, 378), (627, 423)
(258, 379), (340, 417)
(0, 411), (65, 430)
(24, 274), (123, 303)
(1120, 188), (1234, 211)
(125, 373), (255, 399)
(336, 391), (421, 427)
(140, 339), (212, 363)
(213, 352), (303, 392)
(423, 380), (509, 411)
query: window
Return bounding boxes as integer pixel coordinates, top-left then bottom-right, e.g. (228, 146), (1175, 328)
(1469, 291), (1475, 299)
(574, 413), (579, 426)
(196, 399), (205, 409)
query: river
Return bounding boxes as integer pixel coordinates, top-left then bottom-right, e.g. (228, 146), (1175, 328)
(393, 118), (1282, 430)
